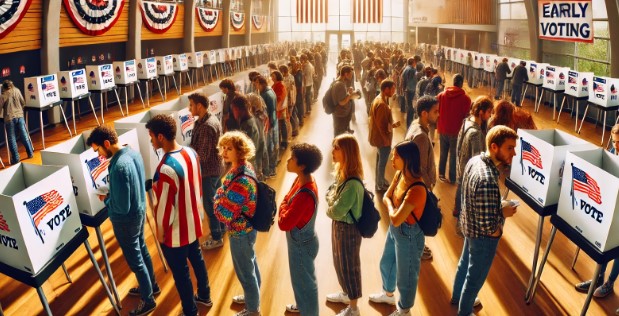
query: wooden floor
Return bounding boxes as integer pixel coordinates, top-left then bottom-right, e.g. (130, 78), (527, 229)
(1, 61), (618, 316)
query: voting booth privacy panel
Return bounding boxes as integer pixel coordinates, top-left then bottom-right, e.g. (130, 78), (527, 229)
(113, 60), (138, 85)
(566, 70), (593, 98)
(509, 129), (597, 206)
(58, 69), (89, 99)
(527, 62), (548, 85)
(137, 57), (158, 80)
(40, 129), (140, 217)
(543, 65), (569, 91)
(86, 64), (115, 91)
(589, 76), (619, 107)
(0, 164), (81, 274)
(557, 149), (619, 251)
(24, 74), (61, 107)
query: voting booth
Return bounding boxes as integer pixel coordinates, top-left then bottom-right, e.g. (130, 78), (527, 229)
(153, 93), (189, 112)
(205, 50), (217, 65)
(509, 129), (597, 206)
(473, 53), (485, 69)
(484, 54), (497, 72)
(137, 57), (158, 80)
(216, 49), (226, 63)
(489, 55), (504, 73)
(207, 91), (224, 121)
(57, 69), (89, 99)
(40, 129), (140, 216)
(507, 58), (520, 78)
(566, 71), (593, 98)
(557, 149), (619, 251)
(0, 163), (82, 274)
(24, 74), (60, 107)
(156, 55), (174, 76)
(527, 62), (548, 85)
(589, 76), (619, 107)
(86, 64), (115, 91)
(113, 60), (138, 85)
(188, 52), (204, 68)
(543, 65), (569, 91)
(172, 54), (189, 72)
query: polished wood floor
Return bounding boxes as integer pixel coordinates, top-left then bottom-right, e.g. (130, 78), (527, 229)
(1, 60), (618, 316)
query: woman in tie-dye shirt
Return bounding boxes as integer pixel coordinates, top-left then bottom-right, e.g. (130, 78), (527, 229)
(213, 131), (261, 316)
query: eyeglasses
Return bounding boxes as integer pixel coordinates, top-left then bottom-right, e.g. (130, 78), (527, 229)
(93, 145), (101, 153)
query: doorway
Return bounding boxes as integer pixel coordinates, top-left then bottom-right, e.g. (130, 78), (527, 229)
(325, 31), (354, 62)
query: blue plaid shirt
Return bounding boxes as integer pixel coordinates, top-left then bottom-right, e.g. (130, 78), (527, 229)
(461, 153), (504, 238)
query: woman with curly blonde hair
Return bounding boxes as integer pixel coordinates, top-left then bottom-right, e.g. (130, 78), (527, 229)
(325, 134), (365, 316)
(213, 131), (261, 316)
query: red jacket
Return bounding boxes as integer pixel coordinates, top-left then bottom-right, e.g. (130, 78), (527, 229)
(437, 86), (471, 136)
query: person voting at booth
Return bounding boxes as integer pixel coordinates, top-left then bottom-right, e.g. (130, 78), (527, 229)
(494, 58), (511, 100)
(146, 115), (213, 316)
(86, 126), (159, 316)
(574, 124), (619, 300)
(2, 80), (34, 165)
(451, 126), (519, 316)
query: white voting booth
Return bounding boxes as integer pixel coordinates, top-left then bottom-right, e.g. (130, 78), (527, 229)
(40, 129), (140, 216)
(0, 163), (82, 274)
(543, 65), (569, 91)
(527, 62), (548, 85)
(156, 55), (174, 76)
(187, 52), (203, 68)
(113, 60), (138, 85)
(172, 54), (189, 72)
(566, 71), (594, 98)
(557, 149), (619, 251)
(207, 91), (224, 121)
(137, 57), (158, 80)
(57, 69), (89, 99)
(86, 64), (115, 90)
(509, 129), (597, 206)
(507, 58), (520, 78)
(152, 95), (194, 146)
(24, 74), (60, 107)
(589, 76), (619, 107)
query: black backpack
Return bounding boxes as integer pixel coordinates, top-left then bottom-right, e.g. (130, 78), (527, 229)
(407, 182), (442, 236)
(338, 177), (381, 238)
(322, 81), (337, 115)
(231, 172), (277, 232)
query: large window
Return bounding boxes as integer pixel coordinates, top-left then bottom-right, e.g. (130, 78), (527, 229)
(277, 0), (404, 43)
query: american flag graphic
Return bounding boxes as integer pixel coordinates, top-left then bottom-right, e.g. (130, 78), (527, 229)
(85, 156), (110, 188)
(568, 76), (576, 84)
(73, 76), (84, 84)
(352, 0), (383, 23)
(101, 71), (111, 78)
(546, 71), (554, 79)
(521, 139), (542, 169)
(25, 190), (64, 229)
(42, 82), (55, 92)
(296, 0), (328, 23)
(594, 82), (604, 93)
(179, 114), (194, 134)
(572, 165), (602, 204)
(0, 211), (10, 232)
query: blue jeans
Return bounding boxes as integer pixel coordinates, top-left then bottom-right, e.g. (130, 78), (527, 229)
(229, 230), (261, 312)
(375, 146), (391, 190)
(161, 240), (210, 316)
(286, 222), (319, 315)
(202, 176), (225, 241)
(495, 78), (505, 99)
(512, 84), (523, 106)
(304, 85), (313, 113)
(598, 258), (619, 283)
(267, 124), (279, 174)
(405, 90), (416, 129)
(379, 223), (425, 310)
(439, 134), (458, 182)
(452, 236), (500, 316)
(111, 214), (157, 304)
(6, 117), (34, 165)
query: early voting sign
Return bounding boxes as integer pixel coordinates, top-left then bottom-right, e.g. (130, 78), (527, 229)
(538, 0), (593, 43)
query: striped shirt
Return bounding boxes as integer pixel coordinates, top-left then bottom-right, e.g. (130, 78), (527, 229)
(214, 162), (257, 235)
(460, 153), (504, 238)
(153, 147), (205, 248)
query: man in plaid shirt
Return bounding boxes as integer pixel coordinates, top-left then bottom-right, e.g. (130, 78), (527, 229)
(451, 125), (519, 316)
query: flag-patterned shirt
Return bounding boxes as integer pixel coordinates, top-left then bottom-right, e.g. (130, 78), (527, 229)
(461, 153), (504, 238)
(153, 146), (205, 248)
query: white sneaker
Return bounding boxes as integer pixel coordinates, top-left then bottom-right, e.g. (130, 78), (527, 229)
(473, 297), (481, 307)
(368, 292), (396, 305)
(201, 238), (223, 250)
(285, 304), (299, 313)
(326, 292), (350, 304)
(232, 294), (245, 304)
(388, 309), (411, 316)
(336, 306), (360, 316)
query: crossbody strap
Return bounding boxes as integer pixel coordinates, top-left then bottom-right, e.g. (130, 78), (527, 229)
(336, 177), (363, 222)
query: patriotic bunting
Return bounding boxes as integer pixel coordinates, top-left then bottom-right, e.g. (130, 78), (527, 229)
(196, 7), (220, 32)
(230, 12), (245, 31)
(252, 15), (266, 30)
(62, 0), (125, 36)
(139, 0), (178, 34)
(0, 0), (32, 39)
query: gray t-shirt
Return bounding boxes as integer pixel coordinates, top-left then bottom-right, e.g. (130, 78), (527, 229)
(331, 80), (353, 118)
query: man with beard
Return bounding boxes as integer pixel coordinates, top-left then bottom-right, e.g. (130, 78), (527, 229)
(451, 125), (519, 316)
(87, 126), (159, 316)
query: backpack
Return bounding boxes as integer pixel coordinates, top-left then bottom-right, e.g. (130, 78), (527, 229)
(231, 172), (277, 232)
(406, 182), (442, 236)
(337, 177), (381, 238)
(322, 81), (337, 115)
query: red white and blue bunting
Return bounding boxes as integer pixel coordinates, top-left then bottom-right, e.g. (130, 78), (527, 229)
(62, 0), (125, 36)
(0, 0), (32, 39)
(196, 7), (219, 32)
(230, 12), (244, 31)
(139, 0), (178, 34)
(251, 15), (266, 31)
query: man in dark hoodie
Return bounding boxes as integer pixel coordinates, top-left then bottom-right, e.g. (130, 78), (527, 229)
(437, 74), (471, 184)
(494, 58), (511, 100)
(511, 61), (528, 106)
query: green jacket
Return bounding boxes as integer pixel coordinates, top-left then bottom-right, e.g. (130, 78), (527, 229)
(326, 178), (364, 224)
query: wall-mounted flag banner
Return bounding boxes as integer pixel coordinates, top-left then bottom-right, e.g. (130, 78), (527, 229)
(252, 15), (266, 30)
(139, 0), (178, 34)
(538, 0), (593, 43)
(63, 0), (125, 36)
(296, 0), (327, 23)
(230, 12), (245, 31)
(0, 0), (32, 40)
(196, 7), (220, 32)
(352, 0), (383, 23)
